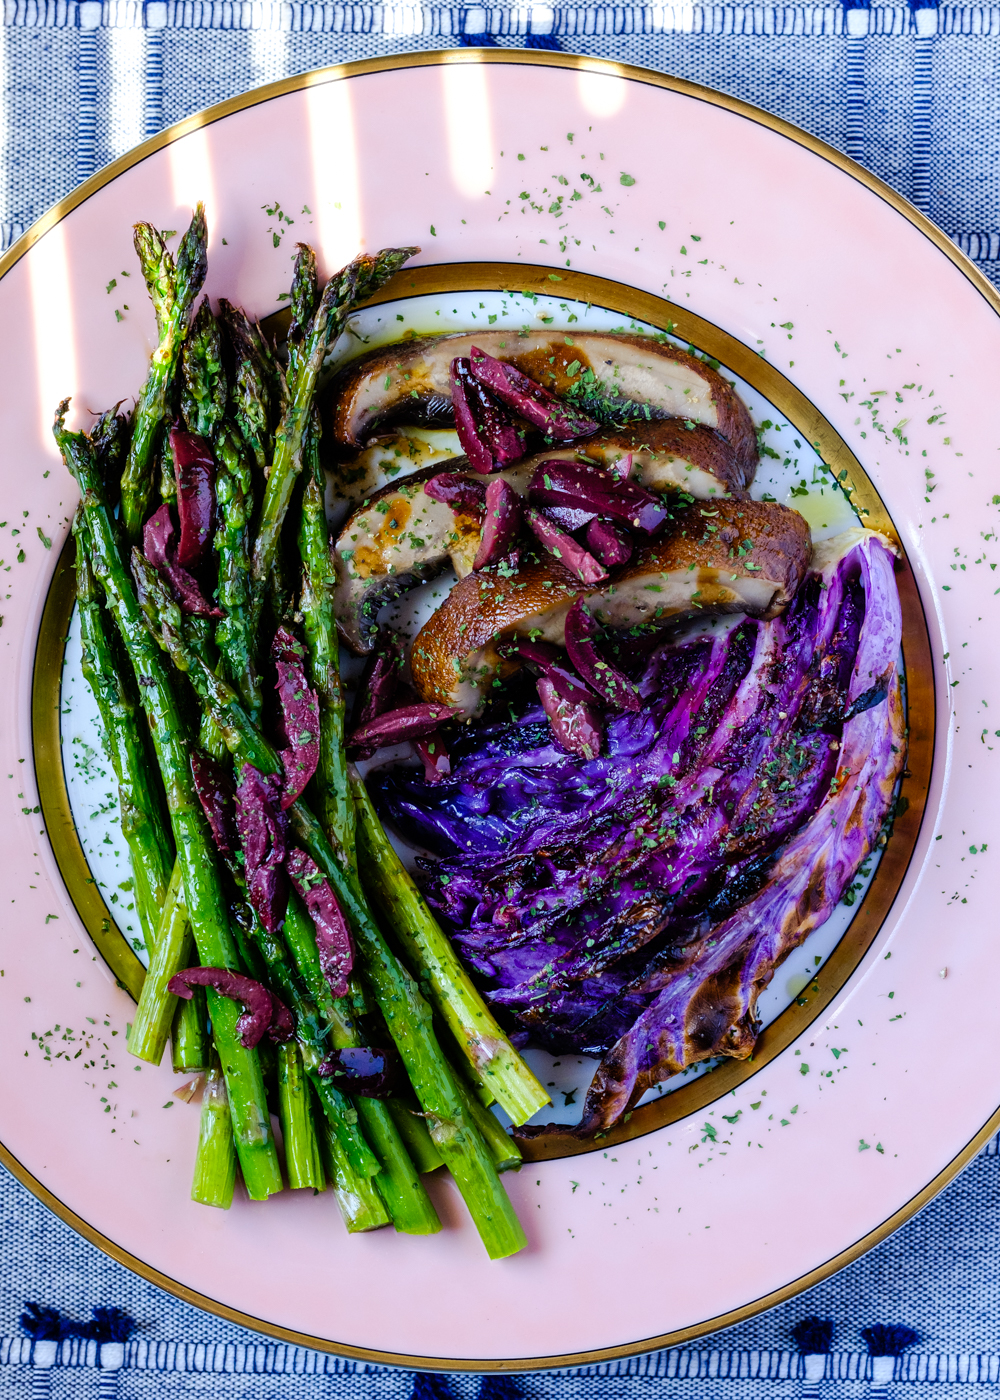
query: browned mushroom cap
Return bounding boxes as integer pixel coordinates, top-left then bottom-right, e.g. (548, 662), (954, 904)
(324, 330), (758, 484)
(409, 559), (587, 715)
(505, 419), (747, 499)
(590, 496), (811, 632)
(410, 498), (811, 713)
(333, 465), (482, 653)
(575, 419), (749, 496)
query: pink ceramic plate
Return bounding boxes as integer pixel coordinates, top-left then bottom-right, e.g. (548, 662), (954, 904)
(2, 51), (997, 1369)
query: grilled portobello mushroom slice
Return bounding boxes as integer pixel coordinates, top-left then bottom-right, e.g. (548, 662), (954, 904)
(324, 330), (758, 485)
(410, 499), (811, 715)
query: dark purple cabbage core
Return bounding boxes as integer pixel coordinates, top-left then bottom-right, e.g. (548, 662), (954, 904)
(371, 532), (905, 1131)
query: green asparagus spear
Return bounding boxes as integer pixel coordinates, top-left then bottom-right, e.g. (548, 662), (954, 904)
(120, 207), (208, 541)
(228, 899), (381, 1184)
(249, 246), (417, 642)
(158, 424), (177, 504)
(298, 440), (354, 867)
(287, 244), (320, 379)
(74, 511), (173, 952)
(451, 1071), (522, 1174)
(290, 384), (437, 1232)
(127, 861), (193, 1064)
(278, 1042), (325, 1191)
(213, 424), (260, 718)
(314, 1089), (390, 1233)
(282, 794), (525, 1256)
(91, 405), (130, 511)
(386, 1099), (444, 1175)
(353, 780), (550, 1126)
(129, 581), (524, 1255)
(58, 409), (281, 1201)
(185, 617), (233, 763)
(283, 895), (440, 1235)
(181, 297), (226, 441)
(171, 983), (210, 1072)
(321, 852), (526, 1258)
(181, 302), (255, 715)
(218, 300), (280, 477)
(191, 1055), (237, 1208)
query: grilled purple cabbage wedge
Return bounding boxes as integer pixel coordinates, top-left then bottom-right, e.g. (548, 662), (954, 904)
(373, 529), (905, 1133)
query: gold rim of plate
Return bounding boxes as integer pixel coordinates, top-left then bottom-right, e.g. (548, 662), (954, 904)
(13, 49), (983, 1372)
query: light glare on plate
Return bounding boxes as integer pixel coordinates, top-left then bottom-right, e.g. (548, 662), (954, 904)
(307, 80), (363, 271)
(442, 60), (494, 200)
(577, 70), (627, 118)
(169, 126), (216, 223)
(28, 223), (78, 445)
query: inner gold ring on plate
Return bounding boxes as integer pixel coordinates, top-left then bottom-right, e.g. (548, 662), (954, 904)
(31, 261), (935, 1167)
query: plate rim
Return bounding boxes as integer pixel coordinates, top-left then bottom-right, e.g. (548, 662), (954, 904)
(6, 47), (997, 1371)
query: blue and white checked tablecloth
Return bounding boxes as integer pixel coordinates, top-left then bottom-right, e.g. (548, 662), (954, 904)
(4, 10), (1000, 1394)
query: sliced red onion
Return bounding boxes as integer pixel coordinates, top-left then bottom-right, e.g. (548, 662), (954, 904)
(537, 676), (604, 760)
(451, 357), (525, 474)
(498, 636), (562, 669)
(271, 626), (320, 810)
(268, 995), (295, 1042)
(142, 503), (222, 618)
(492, 547), (522, 577)
(286, 846), (354, 999)
(143, 502), (176, 568)
(170, 424), (216, 568)
(424, 472), (487, 514)
(167, 967), (293, 1048)
(542, 502), (597, 533)
(190, 749), (237, 857)
(608, 452), (635, 482)
(349, 703), (461, 753)
(468, 345), (599, 441)
(564, 596), (641, 713)
(473, 477), (522, 571)
(316, 1045), (407, 1098)
(529, 459), (668, 535)
(498, 637), (600, 708)
(524, 505), (608, 584)
(235, 765), (289, 935)
(585, 517), (633, 568)
(163, 566), (220, 618)
(354, 629), (405, 731)
(414, 733), (452, 784)
(544, 659), (601, 709)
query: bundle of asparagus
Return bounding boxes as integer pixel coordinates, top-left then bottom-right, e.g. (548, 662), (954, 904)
(55, 206), (549, 1259)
